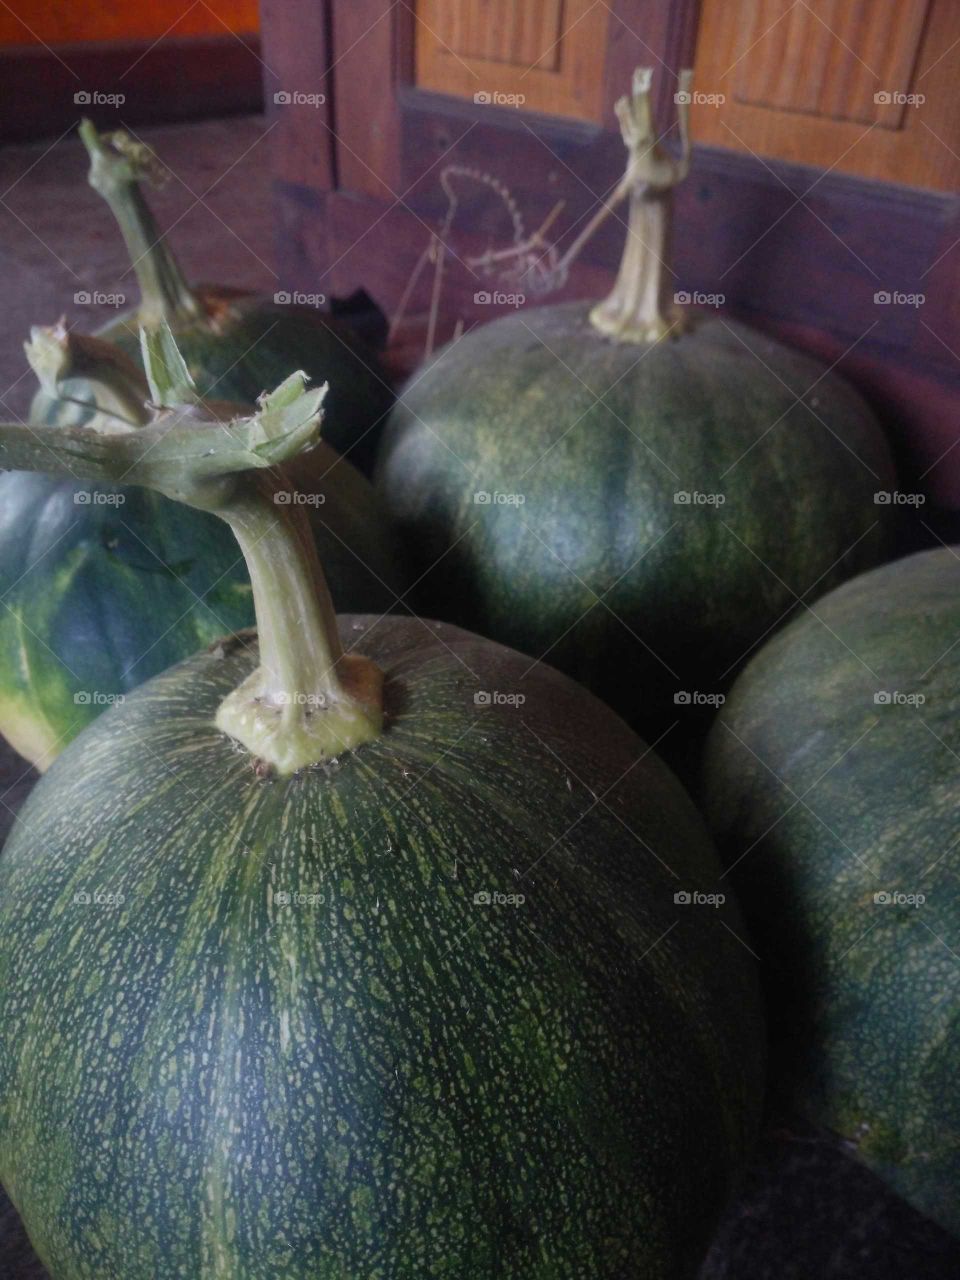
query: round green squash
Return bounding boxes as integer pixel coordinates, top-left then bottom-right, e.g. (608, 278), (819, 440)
(0, 616), (764, 1280)
(0, 330), (405, 769)
(31, 122), (392, 474)
(702, 545), (960, 1235)
(375, 72), (895, 742)
(0, 451), (402, 770)
(0, 364), (764, 1279)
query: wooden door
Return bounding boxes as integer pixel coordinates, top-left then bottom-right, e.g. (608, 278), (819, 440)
(263, 0), (701, 364)
(263, 0), (960, 509)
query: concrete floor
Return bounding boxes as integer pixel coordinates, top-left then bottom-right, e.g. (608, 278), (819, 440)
(0, 115), (958, 1280)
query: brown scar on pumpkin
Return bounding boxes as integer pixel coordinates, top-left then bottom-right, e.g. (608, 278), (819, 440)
(207, 628), (258, 660)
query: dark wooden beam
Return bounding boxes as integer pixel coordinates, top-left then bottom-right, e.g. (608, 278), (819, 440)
(0, 35), (264, 143)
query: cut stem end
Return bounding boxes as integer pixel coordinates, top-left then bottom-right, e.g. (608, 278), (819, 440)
(215, 653), (384, 775)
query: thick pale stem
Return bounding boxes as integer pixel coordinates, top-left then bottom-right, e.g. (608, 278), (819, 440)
(591, 193), (678, 343)
(590, 68), (693, 344)
(0, 342), (383, 774)
(214, 478), (383, 773)
(0, 380), (319, 499)
(26, 323), (150, 430)
(79, 120), (200, 328)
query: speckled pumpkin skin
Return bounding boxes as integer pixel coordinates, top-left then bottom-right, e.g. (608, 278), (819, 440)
(0, 616), (763, 1279)
(31, 287), (393, 475)
(375, 304), (895, 740)
(703, 546), (960, 1236)
(0, 443), (405, 768)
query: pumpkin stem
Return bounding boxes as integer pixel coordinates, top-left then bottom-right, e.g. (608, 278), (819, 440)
(213, 476), (384, 773)
(590, 68), (693, 344)
(79, 120), (201, 329)
(135, 325), (384, 771)
(3, 324), (384, 773)
(140, 323), (200, 407)
(25, 321), (151, 431)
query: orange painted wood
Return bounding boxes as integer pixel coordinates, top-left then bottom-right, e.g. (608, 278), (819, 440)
(732, 0), (930, 128)
(692, 0), (958, 191)
(415, 0), (611, 122)
(0, 0), (258, 47)
(430, 0), (563, 70)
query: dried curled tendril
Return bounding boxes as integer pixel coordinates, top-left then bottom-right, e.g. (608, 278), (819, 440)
(439, 165), (566, 296)
(389, 164), (570, 355)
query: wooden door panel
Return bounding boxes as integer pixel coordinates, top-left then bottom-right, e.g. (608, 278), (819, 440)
(730, 0), (930, 129)
(693, 0), (959, 191)
(415, 0), (611, 122)
(427, 0), (565, 69)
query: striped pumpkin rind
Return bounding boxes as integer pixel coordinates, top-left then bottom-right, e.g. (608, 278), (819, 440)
(703, 546), (960, 1235)
(375, 304), (896, 744)
(0, 615), (763, 1278)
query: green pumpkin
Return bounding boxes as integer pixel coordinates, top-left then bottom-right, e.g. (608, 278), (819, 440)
(30, 122), (392, 475)
(702, 545), (960, 1235)
(0, 449), (402, 771)
(0, 358), (764, 1279)
(0, 329), (405, 769)
(375, 72), (895, 743)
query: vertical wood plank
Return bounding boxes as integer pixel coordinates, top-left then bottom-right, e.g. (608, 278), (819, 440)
(260, 0), (336, 190)
(330, 0), (408, 200)
(602, 0), (702, 135)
